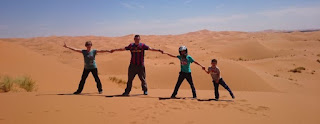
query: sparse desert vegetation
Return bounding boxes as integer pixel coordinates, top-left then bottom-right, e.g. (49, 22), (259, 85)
(235, 57), (247, 61)
(0, 75), (37, 92)
(0, 76), (13, 92)
(109, 76), (138, 89)
(109, 76), (127, 85)
(289, 67), (306, 73)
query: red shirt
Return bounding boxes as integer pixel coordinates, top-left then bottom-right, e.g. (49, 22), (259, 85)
(125, 43), (149, 66)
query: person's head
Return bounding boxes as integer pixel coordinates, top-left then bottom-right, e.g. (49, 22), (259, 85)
(85, 41), (92, 49)
(211, 59), (217, 67)
(134, 35), (140, 43)
(179, 46), (188, 57)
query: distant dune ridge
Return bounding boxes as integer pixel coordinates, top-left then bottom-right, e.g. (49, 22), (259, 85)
(261, 28), (320, 33)
(0, 30), (320, 124)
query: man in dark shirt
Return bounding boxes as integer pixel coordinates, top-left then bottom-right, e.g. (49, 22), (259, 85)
(111, 35), (163, 96)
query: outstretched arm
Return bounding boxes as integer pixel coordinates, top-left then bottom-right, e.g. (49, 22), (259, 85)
(63, 42), (82, 53)
(206, 68), (210, 74)
(162, 51), (177, 58)
(194, 61), (206, 71)
(96, 49), (111, 53)
(110, 48), (126, 53)
(148, 47), (163, 53)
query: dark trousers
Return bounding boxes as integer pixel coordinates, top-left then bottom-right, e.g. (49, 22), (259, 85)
(76, 68), (103, 93)
(124, 64), (148, 94)
(171, 72), (197, 98)
(213, 78), (233, 99)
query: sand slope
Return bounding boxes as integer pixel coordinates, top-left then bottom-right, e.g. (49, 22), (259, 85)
(0, 30), (320, 124)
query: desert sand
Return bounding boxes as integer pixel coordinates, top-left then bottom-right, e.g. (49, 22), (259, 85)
(0, 30), (320, 124)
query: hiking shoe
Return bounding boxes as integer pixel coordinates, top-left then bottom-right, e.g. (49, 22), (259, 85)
(122, 92), (129, 96)
(73, 91), (81, 95)
(143, 91), (148, 95)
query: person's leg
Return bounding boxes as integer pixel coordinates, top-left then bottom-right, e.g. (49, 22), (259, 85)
(124, 65), (137, 95)
(219, 78), (235, 99)
(171, 72), (186, 98)
(91, 68), (103, 93)
(185, 73), (197, 98)
(137, 65), (148, 94)
(75, 69), (90, 94)
(213, 81), (220, 99)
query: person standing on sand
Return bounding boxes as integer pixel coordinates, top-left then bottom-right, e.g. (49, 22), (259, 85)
(162, 46), (206, 99)
(63, 41), (111, 94)
(110, 35), (163, 96)
(205, 59), (235, 100)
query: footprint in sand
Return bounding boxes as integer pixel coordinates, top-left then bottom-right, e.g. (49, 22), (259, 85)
(255, 106), (270, 111)
(234, 103), (270, 116)
(238, 99), (248, 102)
(170, 106), (183, 110)
(204, 102), (216, 106)
(108, 112), (117, 117)
(240, 104), (251, 107)
(155, 102), (167, 108)
(130, 108), (137, 111)
(237, 107), (245, 112)
(218, 103), (228, 108)
(98, 106), (105, 111)
(130, 121), (137, 124)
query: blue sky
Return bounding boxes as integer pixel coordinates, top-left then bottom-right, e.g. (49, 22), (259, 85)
(0, 0), (320, 38)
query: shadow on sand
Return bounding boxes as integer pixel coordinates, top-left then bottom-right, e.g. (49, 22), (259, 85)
(197, 99), (233, 102)
(158, 97), (195, 100)
(105, 94), (145, 98)
(36, 92), (103, 97)
(36, 93), (234, 102)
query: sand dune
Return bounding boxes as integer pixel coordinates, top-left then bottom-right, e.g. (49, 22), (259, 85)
(0, 30), (320, 124)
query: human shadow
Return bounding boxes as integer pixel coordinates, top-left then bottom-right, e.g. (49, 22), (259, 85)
(197, 99), (233, 102)
(37, 93), (233, 102)
(37, 93), (156, 99)
(105, 94), (145, 98)
(36, 92), (102, 97)
(158, 97), (196, 100)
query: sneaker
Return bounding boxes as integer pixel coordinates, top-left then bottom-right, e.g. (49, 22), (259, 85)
(215, 98), (219, 101)
(231, 94), (235, 99)
(99, 91), (103, 94)
(192, 96), (197, 99)
(143, 91), (148, 95)
(122, 92), (129, 96)
(73, 91), (81, 95)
